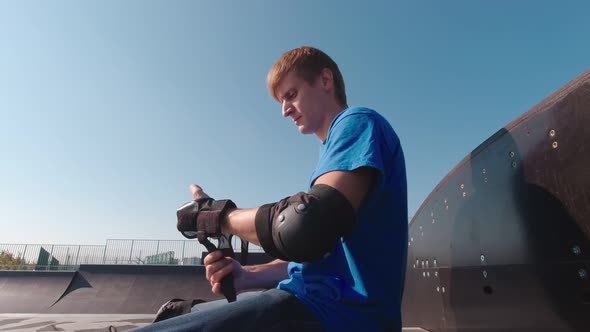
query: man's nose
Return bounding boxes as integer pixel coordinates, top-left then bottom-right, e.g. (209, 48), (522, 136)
(282, 100), (291, 118)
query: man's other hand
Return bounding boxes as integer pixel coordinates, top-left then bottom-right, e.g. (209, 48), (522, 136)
(204, 250), (248, 295)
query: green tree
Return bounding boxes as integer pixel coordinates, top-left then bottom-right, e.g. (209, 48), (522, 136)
(0, 250), (27, 270)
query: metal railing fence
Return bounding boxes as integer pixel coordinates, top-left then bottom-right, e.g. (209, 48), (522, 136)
(0, 243), (105, 271)
(0, 238), (262, 271)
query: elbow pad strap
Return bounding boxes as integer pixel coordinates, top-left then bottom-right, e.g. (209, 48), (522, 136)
(255, 203), (290, 261)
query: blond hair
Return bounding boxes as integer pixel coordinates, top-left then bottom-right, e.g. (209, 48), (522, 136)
(267, 46), (347, 106)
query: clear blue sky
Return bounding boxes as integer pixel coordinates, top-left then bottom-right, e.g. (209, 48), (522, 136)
(1, 1), (588, 245)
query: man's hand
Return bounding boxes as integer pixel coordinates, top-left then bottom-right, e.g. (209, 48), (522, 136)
(204, 250), (248, 295)
(205, 253), (290, 295)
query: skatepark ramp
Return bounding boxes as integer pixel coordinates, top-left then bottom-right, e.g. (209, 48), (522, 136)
(401, 69), (590, 331)
(0, 270), (75, 313)
(0, 264), (218, 314)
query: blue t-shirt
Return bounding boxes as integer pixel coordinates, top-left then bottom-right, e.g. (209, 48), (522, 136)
(277, 107), (408, 332)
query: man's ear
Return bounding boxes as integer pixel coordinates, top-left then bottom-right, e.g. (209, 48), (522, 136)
(320, 68), (334, 92)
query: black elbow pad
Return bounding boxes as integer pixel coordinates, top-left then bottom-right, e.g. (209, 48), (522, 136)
(255, 184), (355, 263)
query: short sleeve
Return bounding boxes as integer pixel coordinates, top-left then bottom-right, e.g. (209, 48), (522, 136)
(311, 112), (385, 184)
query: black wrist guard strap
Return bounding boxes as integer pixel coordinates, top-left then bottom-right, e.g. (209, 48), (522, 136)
(176, 199), (237, 240)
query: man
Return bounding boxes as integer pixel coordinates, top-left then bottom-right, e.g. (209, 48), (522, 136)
(135, 46), (408, 331)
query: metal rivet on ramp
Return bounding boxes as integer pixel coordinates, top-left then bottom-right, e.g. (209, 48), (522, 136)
(572, 246), (581, 256)
(549, 129), (556, 137)
(552, 141), (558, 149)
(579, 269), (587, 280)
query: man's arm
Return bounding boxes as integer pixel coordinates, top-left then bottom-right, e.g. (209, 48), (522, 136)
(196, 167), (375, 294)
(219, 166), (376, 246)
(312, 167), (375, 210)
(221, 207), (261, 245)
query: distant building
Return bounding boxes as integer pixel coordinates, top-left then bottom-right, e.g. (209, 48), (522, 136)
(145, 251), (178, 265)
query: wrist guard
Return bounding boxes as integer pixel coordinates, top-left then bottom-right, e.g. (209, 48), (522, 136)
(176, 198), (237, 240)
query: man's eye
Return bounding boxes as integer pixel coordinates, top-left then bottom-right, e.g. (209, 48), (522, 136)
(282, 90), (296, 103)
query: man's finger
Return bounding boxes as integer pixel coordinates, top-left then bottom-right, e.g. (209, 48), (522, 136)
(203, 250), (223, 265)
(212, 282), (221, 295)
(211, 261), (234, 283)
(190, 184), (210, 200)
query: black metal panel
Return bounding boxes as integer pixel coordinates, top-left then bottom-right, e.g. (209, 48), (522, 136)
(402, 70), (590, 331)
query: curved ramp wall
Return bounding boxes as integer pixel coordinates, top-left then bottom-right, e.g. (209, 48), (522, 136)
(402, 69), (590, 331)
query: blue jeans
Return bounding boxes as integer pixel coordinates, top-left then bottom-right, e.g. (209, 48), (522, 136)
(130, 289), (323, 332)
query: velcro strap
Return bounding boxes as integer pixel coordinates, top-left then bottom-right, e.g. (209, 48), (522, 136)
(197, 210), (223, 234)
(196, 199), (237, 237)
(177, 198), (236, 240)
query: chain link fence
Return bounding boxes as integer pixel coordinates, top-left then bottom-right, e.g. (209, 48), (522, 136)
(0, 238), (262, 271)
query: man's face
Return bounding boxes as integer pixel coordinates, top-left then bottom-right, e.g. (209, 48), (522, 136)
(275, 71), (330, 136)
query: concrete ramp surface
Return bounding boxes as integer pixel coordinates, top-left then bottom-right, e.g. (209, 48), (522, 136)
(50, 264), (218, 314)
(0, 265), (219, 314)
(0, 271), (75, 314)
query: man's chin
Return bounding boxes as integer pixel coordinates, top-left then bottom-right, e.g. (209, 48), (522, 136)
(298, 126), (312, 135)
